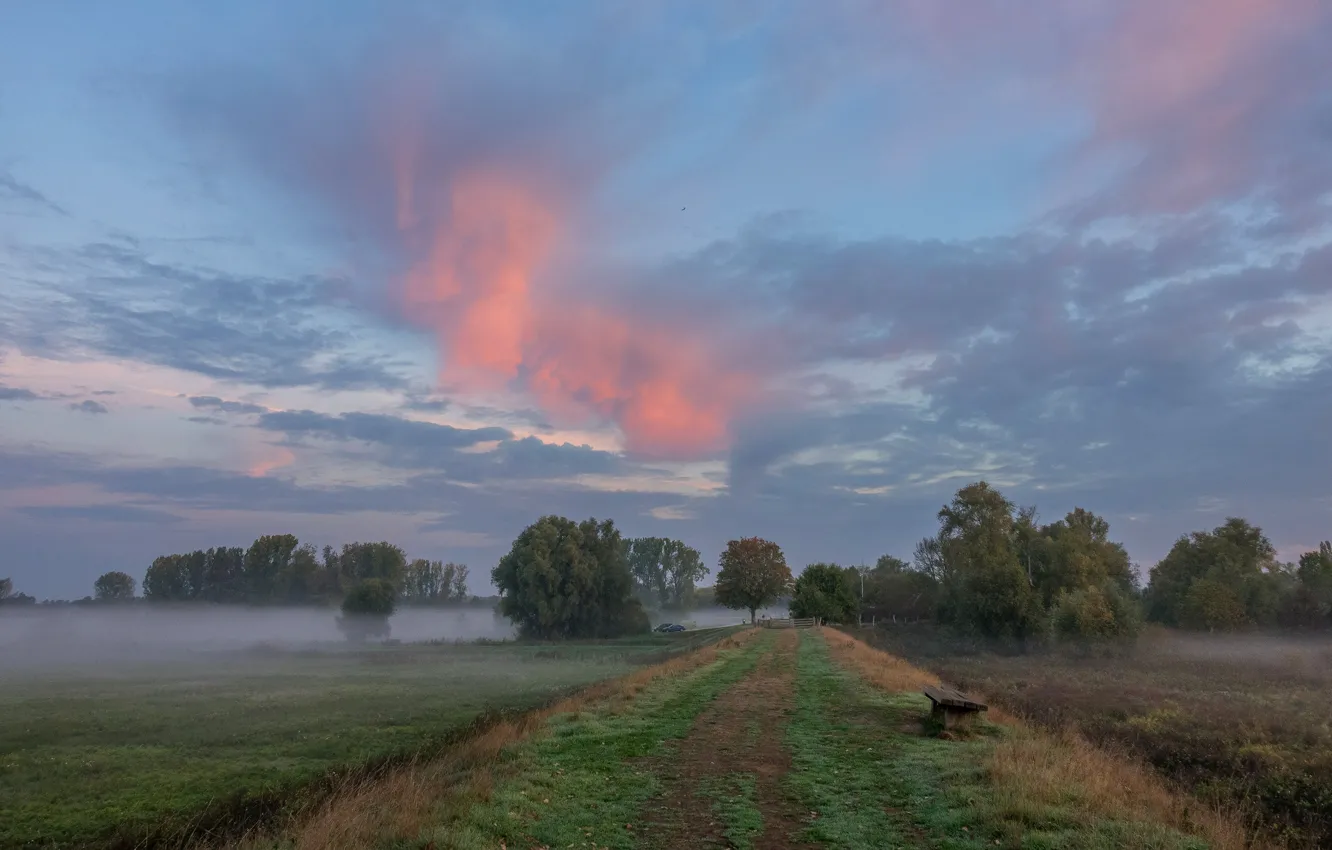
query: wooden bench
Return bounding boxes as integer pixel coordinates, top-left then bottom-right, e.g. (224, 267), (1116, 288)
(922, 685), (987, 731)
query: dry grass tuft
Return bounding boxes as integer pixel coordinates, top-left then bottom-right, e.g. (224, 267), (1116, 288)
(207, 627), (761, 850)
(822, 628), (1268, 850)
(991, 728), (1263, 850)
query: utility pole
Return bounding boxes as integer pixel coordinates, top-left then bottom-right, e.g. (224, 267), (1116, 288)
(859, 563), (866, 626)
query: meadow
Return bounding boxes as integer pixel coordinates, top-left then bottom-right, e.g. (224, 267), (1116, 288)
(239, 627), (1248, 849)
(0, 629), (735, 850)
(857, 625), (1332, 848)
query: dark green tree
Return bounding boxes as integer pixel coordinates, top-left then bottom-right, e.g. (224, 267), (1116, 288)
(244, 534), (300, 603)
(93, 570), (136, 601)
(862, 554), (939, 622)
(143, 554), (192, 601)
(337, 578), (397, 642)
(492, 516), (648, 639)
(934, 482), (1045, 642)
(1281, 543), (1332, 628)
(1145, 518), (1282, 629)
(715, 537), (793, 624)
(200, 547), (246, 602)
(790, 562), (859, 623)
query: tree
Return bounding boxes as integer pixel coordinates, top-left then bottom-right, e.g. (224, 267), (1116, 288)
(624, 537), (708, 610)
(333, 541), (407, 588)
(143, 554), (192, 601)
(401, 560), (469, 604)
(1052, 582), (1141, 650)
(790, 563), (859, 623)
(199, 547), (246, 602)
(338, 578), (397, 642)
(0, 577), (35, 607)
(403, 558), (444, 602)
(1180, 578), (1250, 632)
(492, 515), (648, 639)
(1027, 508), (1136, 607)
(862, 554), (939, 622)
(934, 482), (1045, 642)
(93, 571), (136, 601)
(244, 534), (301, 603)
(1145, 518), (1282, 628)
(449, 562), (469, 600)
(715, 537), (792, 624)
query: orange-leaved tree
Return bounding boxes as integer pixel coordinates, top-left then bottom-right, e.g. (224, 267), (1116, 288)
(715, 537), (792, 624)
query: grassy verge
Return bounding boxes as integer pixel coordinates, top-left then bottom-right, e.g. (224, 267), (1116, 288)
(819, 629), (1252, 849)
(0, 630), (737, 849)
(857, 624), (1327, 847)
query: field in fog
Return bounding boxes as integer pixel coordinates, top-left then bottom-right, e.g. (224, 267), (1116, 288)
(859, 625), (1332, 848)
(0, 624), (736, 849)
(0, 606), (521, 673)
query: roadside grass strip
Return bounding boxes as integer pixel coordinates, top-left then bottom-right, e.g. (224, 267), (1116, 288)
(803, 630), (1222, 849)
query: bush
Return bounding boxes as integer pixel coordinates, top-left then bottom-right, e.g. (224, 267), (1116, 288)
(337, 579), (396, 642)
(1052, 582), (1141, 651)
(1180, 578), (1249, 632)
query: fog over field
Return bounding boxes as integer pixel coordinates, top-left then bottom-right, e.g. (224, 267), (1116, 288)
(0, 606), (517, 674)
(0, 605), (764, 675)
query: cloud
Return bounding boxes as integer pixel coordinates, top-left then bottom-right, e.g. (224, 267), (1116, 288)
(69, 400), (109, 414)
(0, 384), (40, 401)
(2, 241), (412, 392)
(188, 395), (268, 415)
(156, 8), (772, 459)
(253, 408), (622, 480)
(871, 0), (1332, 219)
(0, 170), (66, 216)
(17, 504), (182, 524)
(257, 409), (510, 449)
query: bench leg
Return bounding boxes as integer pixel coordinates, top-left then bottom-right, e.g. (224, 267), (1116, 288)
(931, 705), (975, 732)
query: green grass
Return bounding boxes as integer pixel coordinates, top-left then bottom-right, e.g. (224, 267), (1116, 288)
(698, 773), (763, 850)
(784, 632), (1209, 849)
(425, 630), (770, 849)
(401, 629), (1213, 849)
(0, 631), (735, 850)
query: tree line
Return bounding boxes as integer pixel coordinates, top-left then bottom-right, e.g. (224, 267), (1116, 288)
(134, 537), (474, 607)
(786, 481), (1332, 645)
(2, 537), (479, 608)
(6, 480), (1330, 647)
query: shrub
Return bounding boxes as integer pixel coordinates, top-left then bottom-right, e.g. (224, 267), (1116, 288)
(338, 578), (397, 642)
(1052, 582), (1141, 651)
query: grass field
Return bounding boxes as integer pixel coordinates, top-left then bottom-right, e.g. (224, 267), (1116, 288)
(233, 627), (1249, 850)
(0, 629), (736, 850)
(856, 625), (1332, 848)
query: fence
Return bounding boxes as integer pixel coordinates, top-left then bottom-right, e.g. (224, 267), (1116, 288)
(759, 617), (817, 629)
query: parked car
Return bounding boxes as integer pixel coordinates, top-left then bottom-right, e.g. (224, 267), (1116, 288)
(663, 623), (686, 633)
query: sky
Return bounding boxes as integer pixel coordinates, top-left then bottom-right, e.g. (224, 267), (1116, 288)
(2, 1), (1331, 599)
